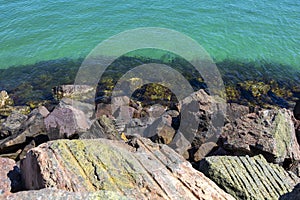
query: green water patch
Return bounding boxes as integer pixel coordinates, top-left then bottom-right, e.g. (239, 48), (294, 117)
(0, 54), (299, 109)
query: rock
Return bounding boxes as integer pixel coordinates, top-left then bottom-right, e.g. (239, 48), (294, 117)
(199, 155), (300, 200)
(2, 188), (128, 200)
(20, 137), (235, 200)
(0, 90), (13, 108)
(0, 111), (28, 139)
(0, 111), (48, 160)
(193, 142), (218, 162)
(221, 108), (300, 164)
(225, 103), (249, 123)
(144, 113), (175, 144)
(0, 157), (16, 194)
(294, 100), (300, 120)
(52, 85), (94, 102)
(80, 115), (121, 140)
(280, 183), (300, 200)
(44, 98), (93, 139)
(177, 89), (226, 145)
(37, 106), (50, 118)
(168, 131), (191, 159)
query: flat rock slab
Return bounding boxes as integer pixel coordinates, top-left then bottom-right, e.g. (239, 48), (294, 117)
(199, 155), (300, 200)
(20, 137), (234, 200)
(2, 188), (128, 200)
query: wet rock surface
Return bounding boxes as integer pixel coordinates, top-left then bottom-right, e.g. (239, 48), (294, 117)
(199, 155), (300, 200)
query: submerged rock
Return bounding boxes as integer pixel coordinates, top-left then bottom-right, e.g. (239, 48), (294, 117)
(221, 108), (300, 165)
(199, 155), (300, 200)
(20, 137), (234, 200)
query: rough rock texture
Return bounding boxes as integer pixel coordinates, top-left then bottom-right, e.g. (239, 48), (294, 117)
(0, 110), (48, 160)
(221, 108), (300, 164)
(199, 155), (300, 200)
(52, 85), (94, 102)
(0, 111), (28, 139)
(2, 188), (129, 200)
(177, 89), (226, 146)
(0, 157), (16, 194)
(44, 98), (93, 139)
(20, 137), (234, 200)
(225, 103), (249, 123)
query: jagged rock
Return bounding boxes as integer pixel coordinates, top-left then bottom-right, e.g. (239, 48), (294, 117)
(44, 98), (93, 139)
(145, 113), (175, 144)
(226, 103), (249, 123)
(80, 115), (121, 140)
(199, 155), (300, 200)
(37, 106), (50, 118)
(2, 188), (129, 200)
(221, 108), (300, 164)
(0, 111), (28, 139)
(0, 91), (13, 108)
(168, 131), (191, 159)
(177, 89), (226, 145)
(0, 110), (48, 160)
(20, 137), (234, 200)
(0, 157), (16, 195)
(193, 142), (218, 162)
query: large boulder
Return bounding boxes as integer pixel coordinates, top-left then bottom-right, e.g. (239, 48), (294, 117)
(220, 108), (300, 165)
(199, 155), (300, 200)
(20, 137), (234, 200)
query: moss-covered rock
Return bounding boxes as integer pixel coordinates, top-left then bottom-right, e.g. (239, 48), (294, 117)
(199, 155), (300, 200)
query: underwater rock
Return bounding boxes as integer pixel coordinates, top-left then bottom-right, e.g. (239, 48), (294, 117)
(20, 137), (235, 200)
(221, 108), (300, 165)
(199, 155), (300, 200)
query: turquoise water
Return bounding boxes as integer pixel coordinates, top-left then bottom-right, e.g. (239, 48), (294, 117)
(1, 0), (299, 69)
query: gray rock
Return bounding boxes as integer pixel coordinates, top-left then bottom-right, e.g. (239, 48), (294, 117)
(199, 155), (300, 200)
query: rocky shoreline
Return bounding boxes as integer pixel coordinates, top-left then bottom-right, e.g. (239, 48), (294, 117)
(1, 84), (300, 199)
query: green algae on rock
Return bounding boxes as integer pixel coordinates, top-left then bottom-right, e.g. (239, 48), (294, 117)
(199, 155), (300, 200)
(20, 137), (235, 200)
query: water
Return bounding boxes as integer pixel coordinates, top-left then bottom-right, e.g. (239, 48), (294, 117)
(1, 0), (299, 69)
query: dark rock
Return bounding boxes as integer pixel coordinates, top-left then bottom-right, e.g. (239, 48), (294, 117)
(294, 100), (300, 120)
(199, 155), (300, 200)
(0, 110), (47, 160)
(280, 183), (300, 200)
(0, 112), (28, 139)
(220, 108), (300, 164)
(20, 137), (235, 199)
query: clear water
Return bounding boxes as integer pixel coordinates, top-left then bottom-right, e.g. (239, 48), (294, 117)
(1, 0), (299, 69)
